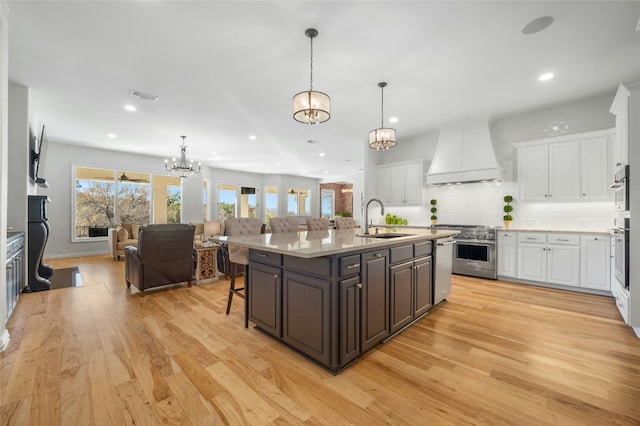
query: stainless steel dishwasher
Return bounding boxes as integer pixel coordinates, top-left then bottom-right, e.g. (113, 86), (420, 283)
(434, 236), (455, 304)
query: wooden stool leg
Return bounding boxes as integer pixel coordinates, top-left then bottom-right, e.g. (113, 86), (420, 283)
(226, 265), (236, 315)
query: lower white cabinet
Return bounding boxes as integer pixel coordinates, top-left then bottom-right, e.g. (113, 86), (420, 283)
(580, 236), (610, 290)
(516, 233), (581, 288)
(497, 232), (517, 277)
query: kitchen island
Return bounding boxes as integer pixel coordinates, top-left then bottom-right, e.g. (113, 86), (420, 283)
(215, 228), (457, 373)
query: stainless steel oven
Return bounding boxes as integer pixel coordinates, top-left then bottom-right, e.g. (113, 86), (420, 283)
(610, 165), (629, 212)
(434, 225), (497, 280)
(609, 218), (629, 289)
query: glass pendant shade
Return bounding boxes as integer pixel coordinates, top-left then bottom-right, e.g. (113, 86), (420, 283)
(293, 90), (331, 124)
(369, 127), (397, 150)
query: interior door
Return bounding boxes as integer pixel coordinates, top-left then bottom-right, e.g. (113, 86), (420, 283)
(321, 189), (335, 218)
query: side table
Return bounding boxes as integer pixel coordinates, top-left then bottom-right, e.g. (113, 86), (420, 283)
(194, 244), (221, 284)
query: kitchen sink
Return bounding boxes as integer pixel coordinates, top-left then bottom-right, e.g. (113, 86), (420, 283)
(356, 233), (413, 239)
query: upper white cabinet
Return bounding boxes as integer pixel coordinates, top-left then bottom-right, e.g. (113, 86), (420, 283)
(515, 129), (613, 202)
(376, 162), (422, 206)
(610, 83), (630, 167)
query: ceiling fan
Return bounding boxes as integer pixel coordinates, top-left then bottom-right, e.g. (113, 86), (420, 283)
(118, 172), (148, 183)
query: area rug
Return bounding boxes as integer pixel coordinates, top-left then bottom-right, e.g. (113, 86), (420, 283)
(49, 267), (83, 289)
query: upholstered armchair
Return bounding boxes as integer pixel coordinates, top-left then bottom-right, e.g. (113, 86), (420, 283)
(334, 217), (356, 229)
(125, 224), (196, 296)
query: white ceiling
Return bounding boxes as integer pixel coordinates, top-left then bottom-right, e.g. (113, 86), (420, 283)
(7, 1), (640, 179)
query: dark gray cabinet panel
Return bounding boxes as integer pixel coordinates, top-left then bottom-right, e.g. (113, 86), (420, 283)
(282, 271), (331, 366)
(390, 261), (414, 334)
(249, 263), (281, 337)
(414, 256), (433, 318)
(339, 276), (361, 365)
(361, 249), (389, 352)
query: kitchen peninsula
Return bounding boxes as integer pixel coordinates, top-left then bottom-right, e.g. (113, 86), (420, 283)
(215, 228), (458, 373)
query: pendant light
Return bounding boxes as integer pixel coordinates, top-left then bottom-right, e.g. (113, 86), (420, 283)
(293, 28), (331, 125)
(164, 136), (201, 179)
(369, 82), (397, 150)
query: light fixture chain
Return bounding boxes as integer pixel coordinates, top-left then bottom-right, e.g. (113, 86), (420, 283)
(380, 84), (385, 128)
(309, 35), (314, 91)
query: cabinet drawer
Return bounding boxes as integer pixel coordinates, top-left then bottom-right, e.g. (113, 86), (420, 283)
(339, 254), (361, 277)
(390, 245), (414, 264)
(250, 250), (282, 266)
(518, 233), (546, 244)
(414, 241), (432, 257)
(548, 234), (579, 245)
(284, 256), (332, 277)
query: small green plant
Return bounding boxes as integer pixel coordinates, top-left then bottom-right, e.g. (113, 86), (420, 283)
(430, 199), (438, 222)
(503, 195), (514, 221)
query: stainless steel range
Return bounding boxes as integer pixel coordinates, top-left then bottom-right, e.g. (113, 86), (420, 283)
(433, 224), (497, 280)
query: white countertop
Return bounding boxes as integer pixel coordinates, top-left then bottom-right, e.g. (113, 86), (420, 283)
(211, 228), (459, 258)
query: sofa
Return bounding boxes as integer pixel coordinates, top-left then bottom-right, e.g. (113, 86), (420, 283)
(108, 223), (140, 260)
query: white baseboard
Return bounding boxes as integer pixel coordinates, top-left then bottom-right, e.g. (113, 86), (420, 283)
(44, 249), (109, 259)
(634, 327), (640, 339)
(0, 329), (10, 352)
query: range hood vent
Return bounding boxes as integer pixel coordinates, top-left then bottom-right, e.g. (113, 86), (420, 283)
(426, 118), (503, 185)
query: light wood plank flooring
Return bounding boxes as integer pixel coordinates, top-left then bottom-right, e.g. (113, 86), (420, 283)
(1, 255), (639, 425)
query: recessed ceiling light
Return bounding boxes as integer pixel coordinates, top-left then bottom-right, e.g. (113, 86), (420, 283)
(521, 16), (554, 35)
(389, 116), (398, 124)
(539, 72), (554, 81)
(319, 152), (325, 157)
(324, 171), (328, 174)
(276, 163), (281, 166)
(249, 135), (257, 140)
(210, 151), (216, 155)
(124, 105), (136, 112)
(107, 133), (117, 138)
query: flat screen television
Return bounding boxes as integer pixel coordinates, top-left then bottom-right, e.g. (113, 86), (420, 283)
(30, 125), (49, 188)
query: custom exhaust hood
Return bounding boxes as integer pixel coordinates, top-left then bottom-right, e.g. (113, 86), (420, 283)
(426, 118), (503, 185)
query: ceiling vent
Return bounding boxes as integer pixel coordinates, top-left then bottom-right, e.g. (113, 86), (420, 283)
(129, 90), (159, 102)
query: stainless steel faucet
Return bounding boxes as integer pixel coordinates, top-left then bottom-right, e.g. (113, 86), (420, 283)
(363, 198), (385, 235)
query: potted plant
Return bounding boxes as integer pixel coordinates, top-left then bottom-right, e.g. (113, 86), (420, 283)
(430, 199), (438, 225)
(503, 195), (514, 228)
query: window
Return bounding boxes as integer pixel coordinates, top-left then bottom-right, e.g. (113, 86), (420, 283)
(287, 188), (311, 215)
(240, 186), (257, 218)
(321, 189), (335, 218)
(264, 186), (278, 223)
(73, 166), (181, 240)
(218, 184), (236, 221)
(202, 180), (208, 221)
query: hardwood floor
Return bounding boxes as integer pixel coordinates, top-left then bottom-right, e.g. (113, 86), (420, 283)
(1, 255), (639, 425)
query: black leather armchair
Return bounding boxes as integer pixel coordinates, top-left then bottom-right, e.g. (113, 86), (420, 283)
(125, 224), (196, 296)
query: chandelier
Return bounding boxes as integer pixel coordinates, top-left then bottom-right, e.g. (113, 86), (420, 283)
(164, 136), (201, 179)
(293, 28), (331, 125)
(369, 82), (397, 150)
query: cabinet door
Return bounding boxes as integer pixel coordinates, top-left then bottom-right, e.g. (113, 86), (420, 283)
(390, 261), (414, 334)
(403, 163), (421, 205)
(547, 245), (580, 287)
(413, 256), (433, 318)
(519, 145), (549, 201)
(282, 271), (331, 366)
(580, 137), (609, 200)
(361, 250), (389, 352)
(249, 263), (281, 337)
(548, 142), (580, 200)
(497, 232), (517, 277)
(389, 166), (405, 204)
(518, 243), (546, 282)
(376, 167), (391, 205)
(581, 236), (610, 290)
(339, 276), (361, 366)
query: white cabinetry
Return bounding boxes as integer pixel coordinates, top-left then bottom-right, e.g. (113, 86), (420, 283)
(376, 162), (422, 206)
(610, 83), (630, 167)
(580, 236), (610, 291)
(497, 232), (517, 278)
(517, 233), (580, 287)
(515, 129), (613, 202)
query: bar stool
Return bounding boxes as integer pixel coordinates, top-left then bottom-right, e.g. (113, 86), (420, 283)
(224, 218), (265, 328)
(269, 217), (299, 233)
(334, 217), (356, 229)
(306, 217), (330, 231)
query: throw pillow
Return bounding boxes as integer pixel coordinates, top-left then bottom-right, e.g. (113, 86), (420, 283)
(131, 224), (140, 239)
(117, 227), (129, 242)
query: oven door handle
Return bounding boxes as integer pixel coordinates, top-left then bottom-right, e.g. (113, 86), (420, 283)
(454, 239), (496, 245)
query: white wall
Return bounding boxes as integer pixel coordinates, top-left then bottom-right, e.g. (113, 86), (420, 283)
(366, 93), (617, 230)
(0, 1), (9, 343)
(7, 82), (29, 233)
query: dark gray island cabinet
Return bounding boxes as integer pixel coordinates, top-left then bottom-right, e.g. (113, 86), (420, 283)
(248, 239), (435, 373)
